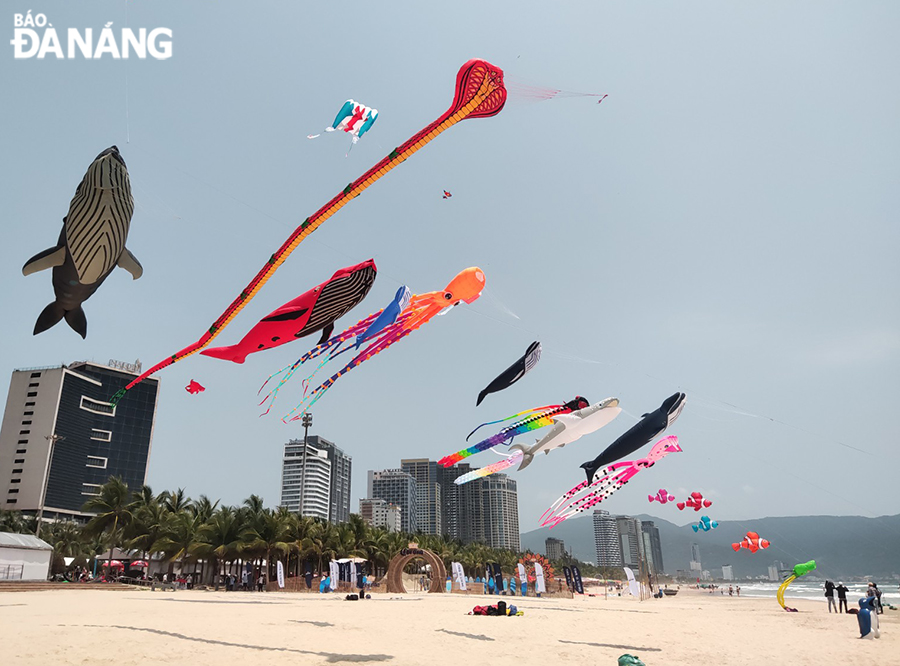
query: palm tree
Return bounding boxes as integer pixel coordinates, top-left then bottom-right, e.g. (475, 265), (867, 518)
(239, 508), (292, 583)
(161, 488), (191, 514)
(82, 477), (134, 571)
(152, 510), (205, 577)
(198, 506), (242, 590)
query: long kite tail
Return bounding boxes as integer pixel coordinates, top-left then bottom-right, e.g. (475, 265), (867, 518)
(284, 308), (431, 420)
(109, 59), (507, 405)
(257, 309), (384, 415)
(453, 451), (523, 485)
(465, 404), (562, 441)
(439, 432), (515, 467)
(776, 575), (797, 611)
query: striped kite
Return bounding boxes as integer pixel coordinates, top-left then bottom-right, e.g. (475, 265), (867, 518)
(109, 59), (506, 405)
(23, 146), (142, 339)
(259, 267), (486, 420)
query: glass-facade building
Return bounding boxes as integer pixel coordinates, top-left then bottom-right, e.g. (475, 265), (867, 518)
(0, 362), (159, 518)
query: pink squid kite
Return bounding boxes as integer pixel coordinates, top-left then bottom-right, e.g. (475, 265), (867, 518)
(541, 436), (682, 528)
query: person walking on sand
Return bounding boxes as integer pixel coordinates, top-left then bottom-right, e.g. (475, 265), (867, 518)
(835, 582), (849, 613)
(824, 580), (837, 613)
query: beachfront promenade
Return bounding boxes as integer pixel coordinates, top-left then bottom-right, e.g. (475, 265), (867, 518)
(0, 587), (895, 665)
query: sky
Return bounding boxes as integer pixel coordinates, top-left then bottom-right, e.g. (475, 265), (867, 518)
(1, 1), (898, 531)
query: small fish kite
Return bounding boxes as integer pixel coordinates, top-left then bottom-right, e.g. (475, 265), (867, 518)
(677, 491), (712, 512)
(185, 380), (205, 395)
(201, 260), (376, 364)
(648, 489), (675, 504)
(259, 268), (485, 420)
(541, 435), (683, 528)
(23, 146), (142, 339)
(732, 531), (770, 553)
(443, 190), (452, 199)
(476, 341), (541, 406)
(580, 392), (685, 483)
(691, 516), (718, 533)
(438, 396), (590, 467)
(307, 99), (378, 144)
(453, 398), (621, 484)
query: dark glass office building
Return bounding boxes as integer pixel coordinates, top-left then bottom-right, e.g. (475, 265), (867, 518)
(0, 361), (159, 518)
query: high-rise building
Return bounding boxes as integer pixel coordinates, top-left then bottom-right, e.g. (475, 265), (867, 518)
(616, 516), (644, 568)
(359, 498), (401, 532)
(690, 542), (702, 572)
(593, 510), (622, 567)
(368, 469), (417, 533)
(767, 564), (780, 582)
(545, 537), (566, 561)
(482, 474), (519, 551)
(641, 521), (665, 574)
(722, 565), (734, 581)
(0, 361), (159, 519)
(441, 463), (484, 544)
(280, 436), (351, 523)
(400, 458), (442, 535)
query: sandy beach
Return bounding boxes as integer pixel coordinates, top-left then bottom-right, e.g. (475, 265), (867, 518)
(0, 588), (895, 666)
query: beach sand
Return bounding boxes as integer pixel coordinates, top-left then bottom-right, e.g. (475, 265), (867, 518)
(0, 587), (896, 665)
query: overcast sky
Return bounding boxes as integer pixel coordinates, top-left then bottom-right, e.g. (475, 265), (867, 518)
(2, 1), (898, 536)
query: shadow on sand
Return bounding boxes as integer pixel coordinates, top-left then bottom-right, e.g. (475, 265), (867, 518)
(139, 596), (291, 605)
(75, 625), (393, 663)
(559, 639), (662, 652)
(291, 619), (335, 627)
(435, 628), (494, 642)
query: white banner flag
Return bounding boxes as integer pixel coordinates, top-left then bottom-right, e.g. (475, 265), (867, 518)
(329, 560), (339, 590)
(276, 560), (285, 588)
(624, 567), (640, 597)
(517, 563), (527, 584)
(534, 562), (546, 594)
(452, 562), (466, 590)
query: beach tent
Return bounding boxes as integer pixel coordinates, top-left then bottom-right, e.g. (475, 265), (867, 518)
(0, 532), (52, 581)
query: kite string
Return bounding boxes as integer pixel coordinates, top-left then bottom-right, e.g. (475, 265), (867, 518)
(124, 0), (130, 143)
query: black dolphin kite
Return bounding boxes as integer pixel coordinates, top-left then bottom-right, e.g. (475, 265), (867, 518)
(23, 146), (142, 338)
(580, 392), (686, 482)
(476, 341), (541, 406)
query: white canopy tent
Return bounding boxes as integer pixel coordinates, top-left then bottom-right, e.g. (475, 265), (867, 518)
(0, 532), (53, 581)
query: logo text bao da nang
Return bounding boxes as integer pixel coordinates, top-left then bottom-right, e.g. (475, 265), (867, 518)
(11, 10), (172, 59)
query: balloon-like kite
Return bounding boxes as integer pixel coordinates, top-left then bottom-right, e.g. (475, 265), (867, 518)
(109, 59), (507, 405)
(23, 146), (143, 339)
(677, 491), (712, 512)
(453, 398), (621, 484)
(259, 267), (485, 420)
(308, 99), (378, 144)
(200, 260), (377, 363)
(185, 380), (205, 395)
(476, 341), (541, 406)
(691, 516), (718, 532)
(732, 531), (770, 553)
(580, 392), (686, 483)
(648, 489), (674, 504)
(541, 435), (683, 528)
(777, 560), (816, 612)
(438, 396), (590, 467)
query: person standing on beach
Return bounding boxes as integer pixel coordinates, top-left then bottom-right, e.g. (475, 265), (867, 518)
(835, 582), (849, 613)
(824, 580), (837, 612)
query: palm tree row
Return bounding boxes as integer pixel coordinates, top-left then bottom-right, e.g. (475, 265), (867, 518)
(2, 477), (600, 586)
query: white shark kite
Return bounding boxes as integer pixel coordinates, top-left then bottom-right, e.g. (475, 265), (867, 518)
(510, 397), (621, 470)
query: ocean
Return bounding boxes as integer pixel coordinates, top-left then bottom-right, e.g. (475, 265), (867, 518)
(712, 581), (891, 603)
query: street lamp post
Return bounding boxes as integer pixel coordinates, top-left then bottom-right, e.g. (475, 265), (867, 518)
(36, 433), (64, 538)
(299, 413), (313, 517)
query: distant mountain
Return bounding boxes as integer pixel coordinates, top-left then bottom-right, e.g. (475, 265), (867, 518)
(521, 513), (900, 579)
